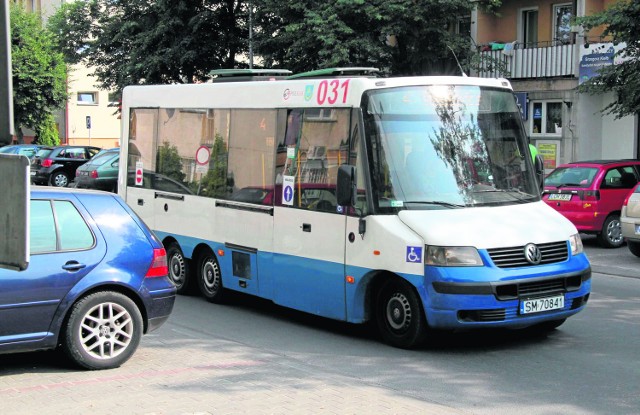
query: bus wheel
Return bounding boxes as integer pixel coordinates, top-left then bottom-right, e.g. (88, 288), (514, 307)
(198, 251), (224, 303)
(166, 242), (193, 294)
(375, 278), (427, 349)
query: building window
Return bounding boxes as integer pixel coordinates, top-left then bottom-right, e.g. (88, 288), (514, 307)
(520, 8), (538, 48)
(531, 101), (562, 136)
(456, 16), (471, 37)
(553, 3), (573, 45)
(77, 92), (98, 105)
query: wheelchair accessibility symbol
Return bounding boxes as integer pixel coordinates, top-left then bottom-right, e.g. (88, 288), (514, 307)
(406, 246), (422, 263)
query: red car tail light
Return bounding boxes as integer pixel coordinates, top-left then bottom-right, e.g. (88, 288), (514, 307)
(90, 170), (99, 179)
(145, 248), (168, 278)
(579, 190), (600, 201)
(41, 158), (53, 168)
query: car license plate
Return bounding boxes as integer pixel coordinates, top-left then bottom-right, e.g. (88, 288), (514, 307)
(520, 295), (564, 314)
(30, 171), (36, 176)
(548, 193), (571, 201)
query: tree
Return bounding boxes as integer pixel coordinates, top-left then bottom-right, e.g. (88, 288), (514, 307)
(48, 0), (246, 93)
(35, 113), (60, 146)
(49, 0), (502, 91)
(254, 0), (496, 76)
(576, 0), (640, 119)
(10, 4), (67, 143)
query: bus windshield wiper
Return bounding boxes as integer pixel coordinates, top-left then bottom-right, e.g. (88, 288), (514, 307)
(403, 200), (464, 209)
(470, 188), (534, 202)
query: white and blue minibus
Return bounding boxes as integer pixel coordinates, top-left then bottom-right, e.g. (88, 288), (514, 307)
(119, 68), (591, 348)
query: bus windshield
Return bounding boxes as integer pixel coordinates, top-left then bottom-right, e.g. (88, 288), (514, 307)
(363, 85), (539, 211)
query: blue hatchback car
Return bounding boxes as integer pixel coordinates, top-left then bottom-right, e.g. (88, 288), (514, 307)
(0, 187), (176, 370)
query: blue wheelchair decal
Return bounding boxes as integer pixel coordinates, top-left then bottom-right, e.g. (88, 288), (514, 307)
(406, 246), (422, 263)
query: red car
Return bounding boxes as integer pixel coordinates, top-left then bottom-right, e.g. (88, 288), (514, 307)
(543, 160), (640, 248)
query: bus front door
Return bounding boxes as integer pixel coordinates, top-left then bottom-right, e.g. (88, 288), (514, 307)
(272, 206), (347, 320)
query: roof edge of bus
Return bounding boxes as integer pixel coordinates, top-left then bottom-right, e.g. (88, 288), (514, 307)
(208, 68), (293, 82)
(287, 67), (380, 79)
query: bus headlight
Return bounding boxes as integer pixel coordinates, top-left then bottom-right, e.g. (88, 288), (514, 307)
(569, 233), (583, 255)
(425, 246), (483, 266)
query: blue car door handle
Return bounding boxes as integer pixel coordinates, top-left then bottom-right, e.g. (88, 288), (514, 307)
(62, 261), (87, 271)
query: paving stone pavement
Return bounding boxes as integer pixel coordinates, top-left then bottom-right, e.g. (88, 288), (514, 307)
(0, 325), (468, 415)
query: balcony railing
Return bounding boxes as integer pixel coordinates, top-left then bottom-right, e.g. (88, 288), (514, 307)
(474, 41), (575, 79)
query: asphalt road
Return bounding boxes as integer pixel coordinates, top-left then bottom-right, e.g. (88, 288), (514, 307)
(1, 235), (638, 414)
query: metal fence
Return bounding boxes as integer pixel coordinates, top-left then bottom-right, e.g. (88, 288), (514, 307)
(475, 42), (575, 79)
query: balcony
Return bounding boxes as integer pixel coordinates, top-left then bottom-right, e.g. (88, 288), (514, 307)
(474, 41), (575, 79)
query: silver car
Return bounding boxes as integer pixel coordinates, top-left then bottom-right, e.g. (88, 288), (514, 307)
(621, 183), (640, 257)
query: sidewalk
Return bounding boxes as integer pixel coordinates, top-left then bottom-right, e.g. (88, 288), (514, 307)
(0, 325), (468, 415)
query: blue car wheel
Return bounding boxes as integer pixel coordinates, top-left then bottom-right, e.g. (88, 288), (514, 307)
(62, 291), (143, 370)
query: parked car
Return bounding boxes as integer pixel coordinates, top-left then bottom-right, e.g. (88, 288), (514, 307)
(0, 144), (42, 159)
(31, 145), (101, 187)
(621, 183), (640, 257)
(75, 148), (119, 192)
(0, 187), (176, 370)
(543, 160), (640, 248)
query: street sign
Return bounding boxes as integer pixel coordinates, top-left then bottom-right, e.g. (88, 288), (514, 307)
(86, 115), (92, 129)
(0, 154), (29, 271)
(0, 0), (14, 145)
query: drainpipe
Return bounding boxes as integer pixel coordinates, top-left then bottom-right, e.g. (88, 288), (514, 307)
(65, 76), (69, 145)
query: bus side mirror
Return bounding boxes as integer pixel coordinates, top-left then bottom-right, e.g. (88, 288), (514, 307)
(337, 164), (356, 207)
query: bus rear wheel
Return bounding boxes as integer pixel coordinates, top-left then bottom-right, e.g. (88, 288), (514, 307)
(198, 251), (224, 303)
(375, 278), (427, 349)
(166, 242), (193, 294)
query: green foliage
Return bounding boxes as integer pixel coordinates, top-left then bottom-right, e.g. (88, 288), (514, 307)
(10, 4), (67, 143)
(157, 141), (186, 183)
(197, 134), (230, 198)
(49, 0), (504, 87)
(576, 0), (640, 118)
(34, 113), (60, 146)
(48, 0), (245, 94)
(255, 0), (478, 75)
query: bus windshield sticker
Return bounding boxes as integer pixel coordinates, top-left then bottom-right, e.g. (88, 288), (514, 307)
(406, 246), (422, 263)
(282, 176), (295, 206)
(391, 200), (403, 207)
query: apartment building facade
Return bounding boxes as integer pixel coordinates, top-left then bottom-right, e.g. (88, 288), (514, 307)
(471, 0), (638, 171)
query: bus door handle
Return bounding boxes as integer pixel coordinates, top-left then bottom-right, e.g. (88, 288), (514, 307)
(302, 223), (311, 232)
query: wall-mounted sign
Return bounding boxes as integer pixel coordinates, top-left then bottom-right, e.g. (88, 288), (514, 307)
(514, 92), (528, 120)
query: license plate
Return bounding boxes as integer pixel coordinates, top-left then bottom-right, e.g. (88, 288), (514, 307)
(520, 295), (565, 314)
(30, 171), (36, 176)
(548, 193), (571, 201)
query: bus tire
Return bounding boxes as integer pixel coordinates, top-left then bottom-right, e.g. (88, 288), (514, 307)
(166, 242), (193, 294)
(197, 250), (224, 303)
(375, 278), (427, 349)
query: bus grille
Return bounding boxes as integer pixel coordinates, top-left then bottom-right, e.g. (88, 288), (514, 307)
(487, 241), (568, 268)
(494, 275), (583, 300)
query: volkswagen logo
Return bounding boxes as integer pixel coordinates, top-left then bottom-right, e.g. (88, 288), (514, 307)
(524, 243), (542, 265)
